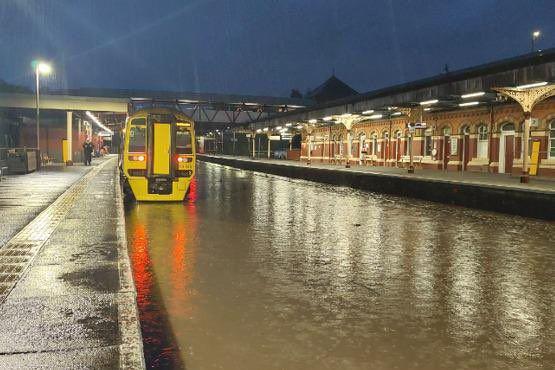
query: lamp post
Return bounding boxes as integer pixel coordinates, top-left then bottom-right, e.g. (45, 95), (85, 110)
(531, 30), (541, 52)
(33, 61), (52, 151)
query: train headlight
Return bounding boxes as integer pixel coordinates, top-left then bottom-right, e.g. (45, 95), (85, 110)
(177, 156), (184, 163)
(128, 154), (146, 161)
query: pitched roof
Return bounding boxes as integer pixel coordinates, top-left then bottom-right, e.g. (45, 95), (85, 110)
(305, 75), (358, 103)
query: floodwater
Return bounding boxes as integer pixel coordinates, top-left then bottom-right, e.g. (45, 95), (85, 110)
(125, 161), (554, 370)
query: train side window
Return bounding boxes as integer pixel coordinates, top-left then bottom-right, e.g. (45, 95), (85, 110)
(176, 127), (192, 154)
(129, 118), (146, 152)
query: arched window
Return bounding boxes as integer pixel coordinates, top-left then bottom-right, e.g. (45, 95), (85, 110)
(359, 132), (367, 154)
(395, 130), (402, 139)
(461, 125), (470, 135)
(371, 132), (377, 155)
(502, 123), (515, 131)
(442, 126), (451, 136)
(550, 120), (555, 158)
(477, 124), (488, 158)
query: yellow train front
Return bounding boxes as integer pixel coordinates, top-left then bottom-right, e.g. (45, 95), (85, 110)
(122, 108), (195, 201)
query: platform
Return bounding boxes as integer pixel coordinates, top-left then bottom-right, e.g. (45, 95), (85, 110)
(198, 154), (555, 220)
(0, 156), (144, 369)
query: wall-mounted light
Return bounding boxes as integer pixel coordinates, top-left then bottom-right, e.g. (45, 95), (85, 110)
(459, 101), (480, 107)
(461, 91), (485, 99)
(86, 111), (113, 134)
(420, 99), (438, 106)
(516, 81), (547, 89)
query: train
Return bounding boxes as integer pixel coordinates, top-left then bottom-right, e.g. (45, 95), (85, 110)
(121, 107), (196, 201)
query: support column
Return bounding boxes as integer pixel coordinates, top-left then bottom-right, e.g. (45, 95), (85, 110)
(408, 132), (414, 173)
(307, 135), (311, 165)
(66, 111), (73, 166)
(345, 129), (352, 168)
(252, 133), (256, 158)
(267, 135), (271, 159)
(521, 112), (531, 183)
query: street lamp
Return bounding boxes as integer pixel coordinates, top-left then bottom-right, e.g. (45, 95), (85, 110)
(33, 61), (52, 151)
(531, 30), (541, 52)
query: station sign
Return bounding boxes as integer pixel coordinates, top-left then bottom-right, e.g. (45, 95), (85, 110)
(269, 135), (281, 141)
(407, 122), (427, 129)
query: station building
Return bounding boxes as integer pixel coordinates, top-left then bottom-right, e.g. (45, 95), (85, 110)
(252, 49), (555, 178)
(302, 97), (555, 176)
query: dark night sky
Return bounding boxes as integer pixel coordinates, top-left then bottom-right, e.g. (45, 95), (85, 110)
(1, 0), (554, 97)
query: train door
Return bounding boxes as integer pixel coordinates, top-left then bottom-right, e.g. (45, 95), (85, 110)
(152, 123), (172, 175)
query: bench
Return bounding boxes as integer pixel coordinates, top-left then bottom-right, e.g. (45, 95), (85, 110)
(332, 154), (344, 164)
(363, 154), (376, 165)
(41, 153), (53, 166)
(400, 155), (423, 168)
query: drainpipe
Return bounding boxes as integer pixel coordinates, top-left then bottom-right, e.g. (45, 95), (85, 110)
(388, 118), (392, 167)
(328, 125), (332, 162)
(488, 104), (494, 171)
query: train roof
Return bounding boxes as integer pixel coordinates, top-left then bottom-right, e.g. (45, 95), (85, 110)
(129, 107), (194, 124)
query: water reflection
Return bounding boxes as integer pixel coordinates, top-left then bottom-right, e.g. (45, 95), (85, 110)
(127, 162), (554, 369)
(127, 186), (198, 368)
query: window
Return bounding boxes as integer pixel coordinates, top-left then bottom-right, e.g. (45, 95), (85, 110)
(338, 135), (343, 155)
(501, 123), (515, 131)
(371, 133), (377, 155)
(550, 120), (555, 158)
(359, 134), (367, 153)
(176, 126), (193, 154)
(424, 128), (433, 156)
(442, 126), (451, 136)
(128, 118), (146, 152)
(477, 124), (488, 158)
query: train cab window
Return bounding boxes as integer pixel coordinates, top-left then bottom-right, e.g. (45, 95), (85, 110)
(129, 118), (146, 152)
(176, 126), (193, 154)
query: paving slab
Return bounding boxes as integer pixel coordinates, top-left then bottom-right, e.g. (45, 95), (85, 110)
(0, 157), (111, 249)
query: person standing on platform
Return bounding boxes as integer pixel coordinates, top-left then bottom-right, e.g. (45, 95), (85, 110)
(83, 138), (93, 166)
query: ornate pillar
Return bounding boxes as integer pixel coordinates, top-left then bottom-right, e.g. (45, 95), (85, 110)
(305, 126), (314, 165)
(494, 84), (555, 183)
(251, 131), (256, 158)
(397, 108), (417, 173)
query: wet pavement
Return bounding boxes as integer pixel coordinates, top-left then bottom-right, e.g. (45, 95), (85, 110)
(0, 163), (92, 249)
(126, 161), (554, 369)
(0, 156), (144, 369)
